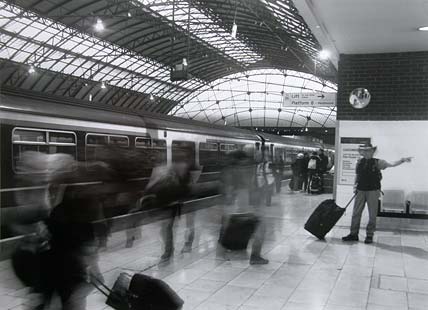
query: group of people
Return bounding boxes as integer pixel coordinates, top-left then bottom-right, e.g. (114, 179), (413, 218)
(9, 146), (276, 309)
(290, 149), (331, 193)
(9, 149), (199, 309)
(10, 152), (114, 310)
(8, 142), (413, 308)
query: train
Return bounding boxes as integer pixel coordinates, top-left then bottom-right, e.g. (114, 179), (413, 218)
(0, 88), (333, 239)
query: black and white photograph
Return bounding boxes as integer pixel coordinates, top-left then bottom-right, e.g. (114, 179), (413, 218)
(0, 0), (427, 309)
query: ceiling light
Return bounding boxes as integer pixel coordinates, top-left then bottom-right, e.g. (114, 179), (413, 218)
(127, 12), (132, 18)
(318, 50), (330, 60)
(88, 94), (93, 101)
(418, 26), (428, 31)
(231, 22), (238, 39)
(150, 94), (154, 101)
(182, 58), (187, 66)
(305, 127), (308, 132)
(100, 81), (106, 89)
(28, 65), (35, 74)
(94, 19), (104, 32)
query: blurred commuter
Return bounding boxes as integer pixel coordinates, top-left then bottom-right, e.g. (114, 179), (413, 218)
(342, 143), (412, 244)
(95, 146), (142, 248)
(318, 149), (329, 174)
(273, 157), (285, 193)
(318, 149), (329, 188)
(220, 151), (269, 265)
(256, 160), (274, 206)
(301, 152), (310, 192)
(291, 153), (305, 191)
(143, 163), (199, 260)
(11, 151), (108, 310)
(265, 161), (275, 205)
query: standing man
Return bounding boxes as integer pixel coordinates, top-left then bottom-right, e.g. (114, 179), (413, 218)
(318, 149), (329, 174)
(342, 143), (412, 244)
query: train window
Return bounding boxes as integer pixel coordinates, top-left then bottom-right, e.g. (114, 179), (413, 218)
(135, 137), (151, 148)
(200, 142), (218, 151)
(12, 128), (77, 174)
(220, 144), (237, 152)
(13, 129), (46, 143)
(109, 135), (129, 147)
(152, 139), (166, 149)
(86, 134), (108, 146)
(49, 132), (76, 144)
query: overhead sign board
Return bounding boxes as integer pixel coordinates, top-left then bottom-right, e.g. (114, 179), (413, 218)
(282, 92), (336, 107)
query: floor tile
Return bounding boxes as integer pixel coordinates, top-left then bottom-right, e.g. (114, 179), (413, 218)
(368, 288), (408, 307)
(2, 191), (428, 310)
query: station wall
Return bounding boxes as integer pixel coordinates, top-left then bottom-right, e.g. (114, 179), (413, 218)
(335, 51), (428, 208)
(337, 51), (428, 121)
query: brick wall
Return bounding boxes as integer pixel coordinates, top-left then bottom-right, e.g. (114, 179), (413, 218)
(337, 52), (428, 120)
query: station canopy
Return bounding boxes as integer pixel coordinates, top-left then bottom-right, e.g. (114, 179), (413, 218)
(171, 68), (337, 129)
(0, 0), (337, 126)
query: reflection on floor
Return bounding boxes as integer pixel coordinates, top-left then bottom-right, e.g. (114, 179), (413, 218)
(1, 189), (428, 310)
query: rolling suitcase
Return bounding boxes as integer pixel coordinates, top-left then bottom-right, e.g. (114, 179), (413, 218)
(91, 271), (184, 310)
(219, 212), (259, 250)
(304, 195), (356, 240)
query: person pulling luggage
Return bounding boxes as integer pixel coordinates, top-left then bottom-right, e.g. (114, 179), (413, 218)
(342, 143), (412, 244)
(219, 150), (269, 265)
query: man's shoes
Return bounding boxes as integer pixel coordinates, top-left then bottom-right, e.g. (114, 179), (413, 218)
(250, 255), (269, 265)
(364, 236), (373, 244)
(342, 234), (359, 242)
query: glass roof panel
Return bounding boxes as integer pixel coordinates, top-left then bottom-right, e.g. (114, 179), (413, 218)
(171, 69), (337, 128)
(136, 0), (263, 65)
(0, 1), (203, 100)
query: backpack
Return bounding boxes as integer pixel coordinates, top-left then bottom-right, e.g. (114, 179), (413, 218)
(308, 158), (317, 170)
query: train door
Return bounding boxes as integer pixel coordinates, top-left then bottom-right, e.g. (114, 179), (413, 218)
(199, 142), (219, 172)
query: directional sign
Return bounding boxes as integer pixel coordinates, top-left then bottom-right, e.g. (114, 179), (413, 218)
(282, 92), (336, 107)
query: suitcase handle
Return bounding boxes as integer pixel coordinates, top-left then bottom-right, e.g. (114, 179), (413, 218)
(344, 193), (357, 209)
(90, 274), (113, 298)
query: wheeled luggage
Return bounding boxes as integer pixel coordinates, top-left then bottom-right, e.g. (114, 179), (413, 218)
(304, 195), (356, 240)
(219, 212), (259, 250)
(92, 272), (184, 310)
(309, 174), (322, 194)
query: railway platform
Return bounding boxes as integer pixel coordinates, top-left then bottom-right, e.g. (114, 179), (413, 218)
(1, 189), (428, 310)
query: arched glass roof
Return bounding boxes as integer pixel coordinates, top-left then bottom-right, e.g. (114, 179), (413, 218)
(170, 68), (337, 129)
(0, 0), (337, 113)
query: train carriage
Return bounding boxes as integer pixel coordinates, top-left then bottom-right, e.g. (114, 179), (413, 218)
(0, 88), (330, 240)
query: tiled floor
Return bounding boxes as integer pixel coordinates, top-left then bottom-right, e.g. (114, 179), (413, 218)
(2, 189), (428, 310)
